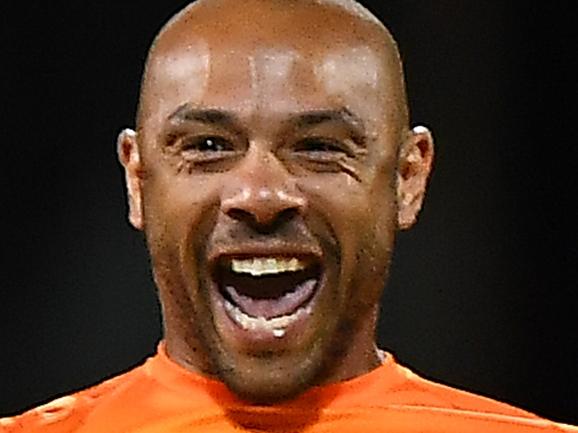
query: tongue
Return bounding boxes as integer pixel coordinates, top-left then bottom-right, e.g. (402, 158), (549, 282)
(226, 278), (316, 319)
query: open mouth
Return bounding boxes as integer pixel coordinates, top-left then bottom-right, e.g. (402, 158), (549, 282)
(213, 256), (322, 338)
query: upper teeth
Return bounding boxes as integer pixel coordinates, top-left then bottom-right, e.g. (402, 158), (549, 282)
(231, 257), (305, 276)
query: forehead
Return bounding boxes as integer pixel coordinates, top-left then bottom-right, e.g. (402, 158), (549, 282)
(141, 3), (402, 128)
(152, 45), (385, 109)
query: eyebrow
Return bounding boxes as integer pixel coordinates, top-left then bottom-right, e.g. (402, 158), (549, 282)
(166, 105), (366, 144)
(291, 108), (367, 145)
(168, 104), (239, 127)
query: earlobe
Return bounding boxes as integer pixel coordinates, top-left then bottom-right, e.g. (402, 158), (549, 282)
(396, 125), (434, 230)
(117, 128), (144, 230)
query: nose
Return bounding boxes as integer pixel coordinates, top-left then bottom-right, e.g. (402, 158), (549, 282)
(221, 149), (306, 230)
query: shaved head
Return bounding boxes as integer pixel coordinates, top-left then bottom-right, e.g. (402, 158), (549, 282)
(160, 0), (386, 35)
(136, 0), (408, 138)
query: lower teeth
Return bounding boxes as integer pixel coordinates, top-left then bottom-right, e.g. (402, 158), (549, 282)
(223, 300), (311, 335)
(273, 329), (286, 338)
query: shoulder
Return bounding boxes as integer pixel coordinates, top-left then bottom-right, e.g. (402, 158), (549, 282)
(375, 358), (578, 432)
(393, 363), (533, 416)
(0, 364), (146, 433)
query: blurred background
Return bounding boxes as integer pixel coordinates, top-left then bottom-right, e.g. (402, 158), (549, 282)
(2, 0), (576, 424)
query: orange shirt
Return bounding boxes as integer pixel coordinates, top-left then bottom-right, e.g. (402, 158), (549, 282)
(2, 344), (576, 433)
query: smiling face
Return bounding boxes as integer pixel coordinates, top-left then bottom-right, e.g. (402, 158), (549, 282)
(119, 0), (433, 403)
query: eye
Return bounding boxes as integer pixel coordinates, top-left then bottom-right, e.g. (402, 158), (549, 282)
(294, 138), (347, 155)
(181, 136), (234, 152)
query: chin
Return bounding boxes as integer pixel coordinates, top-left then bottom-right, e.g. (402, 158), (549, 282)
(214, 342), (327, 404)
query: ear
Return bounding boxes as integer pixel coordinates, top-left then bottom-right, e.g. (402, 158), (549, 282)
(396, 126), (434, 230)
(117, 128), (144, 230)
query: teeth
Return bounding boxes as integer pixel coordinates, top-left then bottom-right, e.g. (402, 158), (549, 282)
(273, 329), (286, 338)
(223, 299), (312, 334)
(231, 257), (306, 276)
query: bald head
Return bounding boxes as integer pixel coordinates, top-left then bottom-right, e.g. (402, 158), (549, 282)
(160, 0), (386, 37)
(136, 0), (408, 140)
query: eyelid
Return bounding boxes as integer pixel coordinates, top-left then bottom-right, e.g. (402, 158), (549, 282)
(163, 121), (239, 143)
(294, 137), (356, 157)
(172, 135), (243, 173)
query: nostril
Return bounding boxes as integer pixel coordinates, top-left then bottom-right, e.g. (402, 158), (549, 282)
(226, 208), (254, 223)
(277, 207), (300, 225)
(224, 205), (301, 230)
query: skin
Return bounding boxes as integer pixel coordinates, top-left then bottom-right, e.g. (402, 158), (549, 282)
(118, 0), (433, 404)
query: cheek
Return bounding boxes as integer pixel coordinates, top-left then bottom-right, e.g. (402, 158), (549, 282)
(141, 171), (221, 254)
(300, 172), (396, 236)
(300, 174), (397, 297)
(300, 176), (369, 265)
(300, 177), (372, 269)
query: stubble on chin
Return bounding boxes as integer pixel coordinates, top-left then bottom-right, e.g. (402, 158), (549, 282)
(213, 342), (327, 404)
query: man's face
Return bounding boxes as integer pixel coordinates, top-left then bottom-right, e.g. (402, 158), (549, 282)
(131, 4), (409, 402)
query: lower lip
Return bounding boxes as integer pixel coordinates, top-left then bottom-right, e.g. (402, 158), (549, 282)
(211, 278), (323, 350)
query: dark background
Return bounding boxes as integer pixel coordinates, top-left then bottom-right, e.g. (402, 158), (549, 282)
(2, 1), (576, 425)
